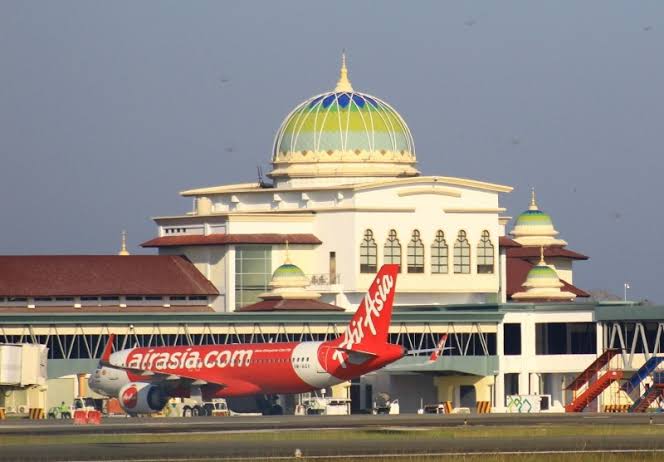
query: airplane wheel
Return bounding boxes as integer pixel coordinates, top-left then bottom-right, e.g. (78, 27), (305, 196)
(270, 404), (283, 415)
(192, 405), (202, 417)
(182, 406), (192, 417)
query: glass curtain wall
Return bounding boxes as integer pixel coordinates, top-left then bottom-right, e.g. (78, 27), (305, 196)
(235, 245), (272, 310)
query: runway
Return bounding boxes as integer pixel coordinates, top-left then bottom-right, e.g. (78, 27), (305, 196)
(2, 413), (664, 461)
(1, 412), (663, 435)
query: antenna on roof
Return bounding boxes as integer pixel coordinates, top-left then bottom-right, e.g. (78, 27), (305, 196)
(257, 165), (273, 188)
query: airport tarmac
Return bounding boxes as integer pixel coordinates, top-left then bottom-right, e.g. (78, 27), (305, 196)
(2, 414), (664, 461)
(1, 412), (663, 435)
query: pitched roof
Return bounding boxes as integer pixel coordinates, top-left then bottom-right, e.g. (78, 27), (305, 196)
(506, 258), (589, 298)
(235, 299), (344, 312)
(0, 255), (219, 297)
(0, 305), (215, 313)
(141, 233), (322, 248)
(507, 246), (589, 260)
(499, 236), (521, 248)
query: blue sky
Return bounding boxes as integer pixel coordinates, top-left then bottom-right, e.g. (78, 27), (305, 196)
(1, 1), (662, 302)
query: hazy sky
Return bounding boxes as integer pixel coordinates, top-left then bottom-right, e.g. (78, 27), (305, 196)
(1, 1), (662, 302)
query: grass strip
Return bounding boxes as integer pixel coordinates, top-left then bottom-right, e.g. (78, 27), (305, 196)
(2, 424), (664, 446)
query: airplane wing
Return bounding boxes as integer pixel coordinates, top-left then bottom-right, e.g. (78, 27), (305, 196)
(101, 360), (227, 389)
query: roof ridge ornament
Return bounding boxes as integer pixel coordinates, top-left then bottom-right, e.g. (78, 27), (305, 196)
(529, 187), (539, 211)
(334, 50), (354, 93)
(119, 230), (130, 256)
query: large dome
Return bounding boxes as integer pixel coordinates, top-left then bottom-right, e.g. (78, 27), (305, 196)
(269, 55), (418, 181)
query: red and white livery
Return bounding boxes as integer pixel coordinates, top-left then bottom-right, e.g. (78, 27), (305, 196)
(89, 265), (404, 414)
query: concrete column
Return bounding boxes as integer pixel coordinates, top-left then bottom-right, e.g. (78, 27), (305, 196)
(494, 374), (505, 411)
(596, 323), (604, 355)
(77, 374), (88, 397)
(499, 250), (507, 303)
(196, 197), (212, 215)
(226, 246), (235, 312)
(518, 373), (530, 396)
(530, 373), (540, 396)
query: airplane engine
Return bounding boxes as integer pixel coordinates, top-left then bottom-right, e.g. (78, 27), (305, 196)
(118, 382), (169, 415)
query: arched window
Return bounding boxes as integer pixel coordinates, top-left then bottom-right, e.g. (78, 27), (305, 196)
(477, 230), (494, 274)
(453, 230), (471, 274)
(431, 230), (448, 274)
(407, 230), (424, 273)
(360, 229), (377, 273)
(383, 229), (402, 271)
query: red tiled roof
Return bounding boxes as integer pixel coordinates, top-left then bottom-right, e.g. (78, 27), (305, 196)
(0, 305), (215, 313)
(141, 233), (322, 248)
(0, 255), (219, 297)
(499, 236), (521, 248)
(507, 246), (589, 260)
(506, 258), (590, 298)
(236, 299), (344, 312)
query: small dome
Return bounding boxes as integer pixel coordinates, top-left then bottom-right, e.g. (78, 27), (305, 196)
(514, 209), (553, 228)
(272, 263), (306, 282)
(269, 54), (418, 181)
(522, 264), (562, 289)
(512, 252), (576, 302)
(511, 189), (567, 247)
(262, 259), (320, 300)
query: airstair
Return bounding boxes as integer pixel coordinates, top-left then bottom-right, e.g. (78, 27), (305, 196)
(629, 384), (664, 413)
(620, 357), (664, 394)
(565, 370), (623, 412)
(565, 349), (622, 413)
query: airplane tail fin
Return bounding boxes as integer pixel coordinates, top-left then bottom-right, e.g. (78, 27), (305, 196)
(99, 334), (115, 364)
(331, 264), (399, 354)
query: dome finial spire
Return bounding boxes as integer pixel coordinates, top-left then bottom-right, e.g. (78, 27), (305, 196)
(539, 246), (545, 265)
(335, 50), (354, 92)
(529, 187), (539, 211)
(284, 239), (291, 264)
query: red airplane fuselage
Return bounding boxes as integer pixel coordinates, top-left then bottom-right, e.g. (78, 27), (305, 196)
(88, 265), (403, 413)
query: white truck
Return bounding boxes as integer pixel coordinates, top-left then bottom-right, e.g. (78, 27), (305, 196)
(295, 397), (352, 415)
(163, 398), (229, 417)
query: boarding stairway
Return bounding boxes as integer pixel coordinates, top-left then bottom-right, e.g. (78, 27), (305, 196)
(565, 349), (622, 413)
(628, 371), (664, 413)
(629, 384), (664, 413)
(620, 356), (664, 394)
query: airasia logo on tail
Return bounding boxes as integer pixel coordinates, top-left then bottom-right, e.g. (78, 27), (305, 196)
(121, 385), (138, 409)
(332, 272), (395, 367)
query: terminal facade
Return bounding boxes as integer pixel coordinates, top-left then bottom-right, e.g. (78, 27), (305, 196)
(1, 57), (661, 414)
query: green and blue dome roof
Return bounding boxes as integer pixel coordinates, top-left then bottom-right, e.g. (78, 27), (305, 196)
(269, 55), (419, 180)
(273, 91), (414, 156)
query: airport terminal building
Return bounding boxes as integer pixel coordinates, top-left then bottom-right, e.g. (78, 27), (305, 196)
(2, 59), (662, 414)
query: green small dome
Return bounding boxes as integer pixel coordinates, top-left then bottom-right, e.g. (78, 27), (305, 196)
(515, 210), (553, 227)
(272, 263), (305, 280)
(526, 264), (558, 280)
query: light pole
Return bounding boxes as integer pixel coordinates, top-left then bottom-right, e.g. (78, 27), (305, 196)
(624, 283), (630, 302)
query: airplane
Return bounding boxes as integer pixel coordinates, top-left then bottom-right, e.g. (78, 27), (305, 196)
(89, 264), (409, 415)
